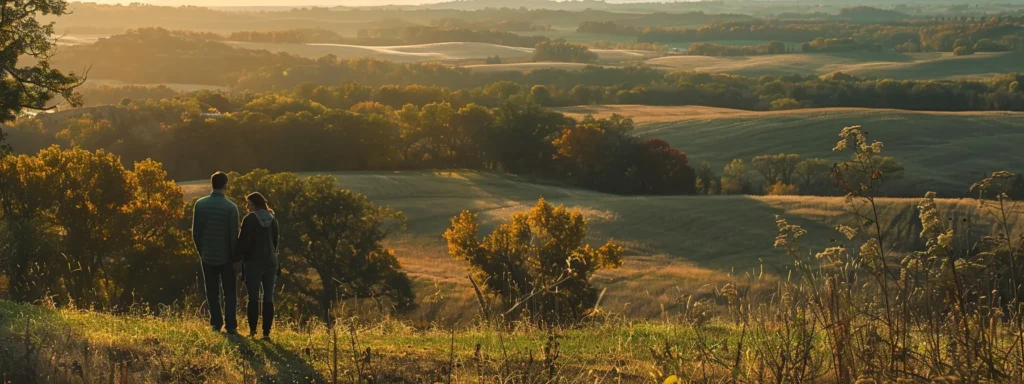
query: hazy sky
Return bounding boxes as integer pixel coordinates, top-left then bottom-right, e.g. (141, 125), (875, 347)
(89, 0), (464, 5)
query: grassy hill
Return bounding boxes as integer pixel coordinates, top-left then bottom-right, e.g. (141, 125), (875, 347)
(0, 300), (713, 383)
(644, 51), (1024, 80)
(559, 105), (1024, 197)
(180, 170), (1020, 321)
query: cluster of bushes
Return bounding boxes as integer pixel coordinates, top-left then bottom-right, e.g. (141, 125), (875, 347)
(687, 41), (788, 56)
(578, 17), (1024, 52)
(693, 153), (906, 196)
(531, 41), (599, 63)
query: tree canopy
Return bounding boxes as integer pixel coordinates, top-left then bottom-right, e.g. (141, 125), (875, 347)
(1, 0), (83, 123)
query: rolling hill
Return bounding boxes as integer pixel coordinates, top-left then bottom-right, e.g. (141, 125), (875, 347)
(180, 170), (1021, 320)
(644, 51), (1024, 79)
(224, 41), (658, 63)
(559, 105), (1024, 197)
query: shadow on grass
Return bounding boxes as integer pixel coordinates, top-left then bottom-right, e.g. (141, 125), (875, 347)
(225, 335), (326, 384)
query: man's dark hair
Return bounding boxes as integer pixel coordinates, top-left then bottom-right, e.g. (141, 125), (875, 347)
(211, 172), (229, 190)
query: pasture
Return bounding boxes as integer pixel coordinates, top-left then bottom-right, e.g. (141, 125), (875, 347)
(560, 105), (1024, 197)
(645, 51), (1024, 79)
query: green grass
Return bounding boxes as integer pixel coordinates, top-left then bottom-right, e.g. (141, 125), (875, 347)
(560, 105), (1024, 197)
(0, 300), (730, 383)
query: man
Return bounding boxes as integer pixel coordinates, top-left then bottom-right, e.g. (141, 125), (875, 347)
(192, 172), (240, 334)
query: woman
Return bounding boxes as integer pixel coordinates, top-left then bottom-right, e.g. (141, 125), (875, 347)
(236, 192), (280, 339)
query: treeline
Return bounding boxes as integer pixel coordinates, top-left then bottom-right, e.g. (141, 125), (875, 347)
(592, 40), (667, 52)
(51, 30), (1024, 114)
(5, 93), (698, 195)
(687, 41), (788, 56)
(577, 17), (1024, 52)
(532, 41), (598, 63)
(240, 71), (1024, 113)
(431, 17), (552, 32)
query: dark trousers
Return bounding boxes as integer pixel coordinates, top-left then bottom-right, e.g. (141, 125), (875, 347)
(244, 265), (277, 335)
(202, 262), (237, 332)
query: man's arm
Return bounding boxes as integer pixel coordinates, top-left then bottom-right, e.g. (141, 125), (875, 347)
(191, 202), (203, 255)
(228, 204), (240, 257)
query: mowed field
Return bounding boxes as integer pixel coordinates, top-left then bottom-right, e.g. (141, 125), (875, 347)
(644, 51), (1024, 79)
(225, 41), (658, 63)
(180, 171), (1021, 322)
(559, 105), (1024, 196)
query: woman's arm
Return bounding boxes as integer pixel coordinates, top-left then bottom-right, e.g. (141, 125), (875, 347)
(272, 218), (280, 250)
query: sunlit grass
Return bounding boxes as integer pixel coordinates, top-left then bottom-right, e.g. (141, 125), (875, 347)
(179, 170), (1021, 323)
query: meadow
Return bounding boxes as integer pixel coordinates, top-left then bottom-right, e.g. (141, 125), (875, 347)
(644, 51), (1024, 79)
(560, 105), (1024, 197)
(176, 170), (1020, 324)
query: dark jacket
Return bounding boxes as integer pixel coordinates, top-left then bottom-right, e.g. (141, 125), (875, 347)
(191, 191), (239, 266)
(236, 210), (280, 268)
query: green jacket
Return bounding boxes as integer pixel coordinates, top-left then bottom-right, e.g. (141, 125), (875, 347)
(236, 210), (280, 268)
(191, 191), (239, 266)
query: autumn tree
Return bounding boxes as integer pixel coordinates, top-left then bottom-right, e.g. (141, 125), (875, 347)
(444, 199), (622, 325)
(228, 170), (414, 324)
(0, 127), (10, 157)
(1, 0), (84, 123)
(630, 138), (697, 195)
(0, 146), (190, 306)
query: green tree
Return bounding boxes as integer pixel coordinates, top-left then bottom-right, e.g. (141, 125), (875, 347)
(444, 198), (622, 325)
(795, 158), (834, 195)
(752, 153), (801, 186)
(695, 161), (720, 195)
(228, 171), (414, 324)
(528, 85), (552, 106)
(721, 159), (749, 195)
(1, 0), (84, 123)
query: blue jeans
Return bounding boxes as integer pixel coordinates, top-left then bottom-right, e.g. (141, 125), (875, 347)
(202, 262), (237, 332)
(244, 264), (277, 335)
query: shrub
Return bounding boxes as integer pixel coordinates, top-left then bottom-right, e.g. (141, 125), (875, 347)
(443, 198), (622, 325)
(766, 181), (800, 195)
(770, 98), (802, 111)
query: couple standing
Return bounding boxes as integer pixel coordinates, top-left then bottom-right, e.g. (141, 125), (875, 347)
(191, 172), (281, 339)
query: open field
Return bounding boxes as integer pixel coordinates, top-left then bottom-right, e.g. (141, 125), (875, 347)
(225, 41), (535, 63)
(559, 105), (1024, 196)
(225, 41), (660, 63)
(645, 51), (1024, 79)
(180, 171), (1020, 322)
